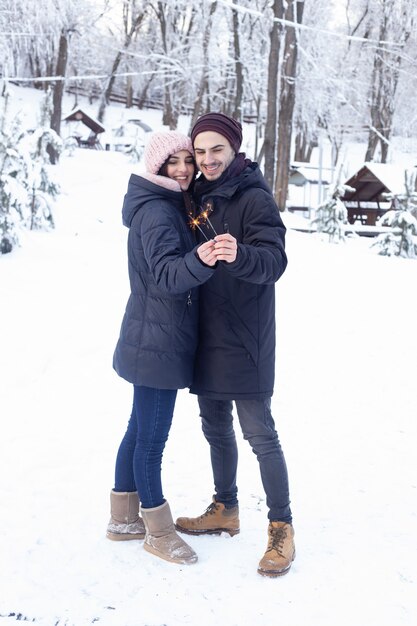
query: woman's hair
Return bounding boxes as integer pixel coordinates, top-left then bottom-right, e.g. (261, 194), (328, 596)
(157, 156), (196, 181)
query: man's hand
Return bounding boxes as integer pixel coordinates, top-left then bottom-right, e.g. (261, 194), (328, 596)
(197, 240), (217, 266)
(213, 233), (237, 263)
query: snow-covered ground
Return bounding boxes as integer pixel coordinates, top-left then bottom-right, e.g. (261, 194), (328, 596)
(1, 91), (417, 625)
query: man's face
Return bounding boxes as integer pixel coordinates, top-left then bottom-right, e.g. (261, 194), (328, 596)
(193, 131), (236, 181)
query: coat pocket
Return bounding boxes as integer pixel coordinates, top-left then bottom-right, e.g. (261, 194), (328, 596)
(223, 307), (258, 366)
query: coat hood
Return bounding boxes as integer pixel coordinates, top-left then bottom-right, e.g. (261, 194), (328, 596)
(122, 173), (185, 227)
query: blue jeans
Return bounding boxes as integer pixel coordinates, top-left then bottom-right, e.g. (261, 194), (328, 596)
(199, 397), (292, 523)
(114, 385), (177, 509)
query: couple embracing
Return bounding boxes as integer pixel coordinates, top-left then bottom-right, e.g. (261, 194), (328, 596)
(107, 112), (295, 578)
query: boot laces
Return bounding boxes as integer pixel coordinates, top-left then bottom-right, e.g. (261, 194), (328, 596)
(268, 526), (287, 556)
(202, 502), (219, 518)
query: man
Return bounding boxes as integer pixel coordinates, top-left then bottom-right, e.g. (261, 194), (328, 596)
(174, 112), (295, 577)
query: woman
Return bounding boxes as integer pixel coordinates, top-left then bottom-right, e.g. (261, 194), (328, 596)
(107, 131), (216, 565)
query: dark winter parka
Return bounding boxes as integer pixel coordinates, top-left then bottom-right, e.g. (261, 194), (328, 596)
(113, 173), (213, 389)
(190, 160), (287, 400)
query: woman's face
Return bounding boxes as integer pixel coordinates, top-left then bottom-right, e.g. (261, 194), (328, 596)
(166, 150), (195, 190)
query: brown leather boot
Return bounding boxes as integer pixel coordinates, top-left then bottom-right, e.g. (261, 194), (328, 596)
(106, 490), (146, 541)
(141, 501), (198, 564)
(175, 498), (240, 536)
(257, 521), (295, 577)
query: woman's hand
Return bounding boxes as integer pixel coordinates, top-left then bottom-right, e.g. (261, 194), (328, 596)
(213, 233), (237, 263)
(197, 240), (217, 266)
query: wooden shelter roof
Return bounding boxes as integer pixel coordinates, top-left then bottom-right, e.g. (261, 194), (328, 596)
(63, 108), (105, 135)
(342, 163), (410, 202)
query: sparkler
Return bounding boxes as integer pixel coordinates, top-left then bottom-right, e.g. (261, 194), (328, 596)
(188, 214), (210, 241)
(199, 208), (218, 237)
(188, 201), (218, 240)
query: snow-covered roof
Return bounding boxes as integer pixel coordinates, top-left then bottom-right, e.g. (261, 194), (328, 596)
(362, 162), (415, 194)
(343, 162), (417, 202)
(289, 162), (333, 185)
(63, 108), (105, 134)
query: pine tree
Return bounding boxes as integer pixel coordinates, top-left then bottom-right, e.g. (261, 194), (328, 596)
(22, 89), (62, 231)
(0, 83), (27, 254)
(311, 184), (353, 243)
(372, 171), (417, 259)
(1, 85), (62, 253)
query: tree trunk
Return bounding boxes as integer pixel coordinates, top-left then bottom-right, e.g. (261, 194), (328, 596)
(231, 8), (243, 123)
(137, 75), (155, 109)
(264, 0), (282, 190)
(274, 0), (304, 210)
(97, 7), (145, 123)
(365, 0), (412, 163)
(365, 30), (384, 162)
(162, 85), (178, 129)
(48, 30), (68, 164)
(154, 2), (176, 129)
(294, 123), (316, 162)
(97, 50), (123, 123)
(254, 95), (263, 162)
(191, 2), (217, 127)
(126, 76), (133, 109)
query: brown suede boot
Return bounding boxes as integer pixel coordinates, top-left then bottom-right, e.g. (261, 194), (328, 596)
(257, 521), (295, 577)
(141, 501), (198, 565)
(106, 490), (146, 541)
(175, 498), (240, 536)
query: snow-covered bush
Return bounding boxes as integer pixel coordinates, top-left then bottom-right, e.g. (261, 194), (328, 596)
(0, 212), (19, 254)
(26, 90), (61, 230)
(125, 136), (145, 163)
(63, 136), (79, 156)
(372, 171), (417, 259)
(111, 121), (145, 162)
(311, 183), (353, 243)
(0, 85), (61, 254)
(21, 125), (62, 231)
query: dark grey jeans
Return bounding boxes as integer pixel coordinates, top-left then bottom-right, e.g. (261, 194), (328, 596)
(198, 396), (292, 523)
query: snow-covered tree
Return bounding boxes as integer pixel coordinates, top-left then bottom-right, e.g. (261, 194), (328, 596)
(372, 171), (417, 258)
(0, 84), (27, 254)
(365, 0), (415, 163)
(2, 0), (417, 196)
(17, 89), (61, 230)
(97, 0), (149, 124)
(0, 85), (62, 253)
(311, 183), (353, 243)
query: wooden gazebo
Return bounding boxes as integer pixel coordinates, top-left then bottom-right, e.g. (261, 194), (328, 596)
(341, 163), (411, 226)
(63, 108), (105, 148)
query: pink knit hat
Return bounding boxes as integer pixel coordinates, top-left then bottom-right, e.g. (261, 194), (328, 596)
(144, 131), (193, 175)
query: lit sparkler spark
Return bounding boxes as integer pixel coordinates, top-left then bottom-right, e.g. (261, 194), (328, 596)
(189, 215), (209, 241)
(199, 209), (218, 237)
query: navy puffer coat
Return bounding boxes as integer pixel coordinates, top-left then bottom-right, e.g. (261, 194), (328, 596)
(190, 161), (287, 400)
(113, 173), (214, 389)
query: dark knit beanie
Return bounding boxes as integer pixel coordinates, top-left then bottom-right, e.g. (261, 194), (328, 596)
(191, 112), (243, 154)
